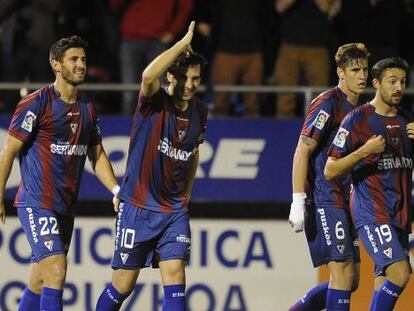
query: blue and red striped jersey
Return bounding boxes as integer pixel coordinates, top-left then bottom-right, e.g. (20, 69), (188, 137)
(8, 85), (101, 215)
(301, 87), (355, 208)
(119, 88), (207, 213)
(328, 103), (413, 231)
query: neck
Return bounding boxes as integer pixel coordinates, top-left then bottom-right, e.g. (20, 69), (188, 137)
(337, 82), (358, 106)
(54, 79), (78, 103)
(173, 98), (188, 111)
(370, 94), (397, 117)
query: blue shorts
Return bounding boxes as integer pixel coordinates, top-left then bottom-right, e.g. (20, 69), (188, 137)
(358, 224), (411, 277)
(305, 205), (360, 267)
(111, 201), (191, 270)
(17, 207), (74, 263)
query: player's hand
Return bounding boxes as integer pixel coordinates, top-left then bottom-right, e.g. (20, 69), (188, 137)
(289, 201), (305, 233)
(113, 195), (120, 213)
(0, 201), (6, 224)
(181, 21), (195, 49)
(360, 135), (385, 158)
(406, 123), (414, 139)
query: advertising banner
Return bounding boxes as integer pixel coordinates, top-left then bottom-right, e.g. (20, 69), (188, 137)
(0, 218), (316, 311)
(0, 116), (302, 202)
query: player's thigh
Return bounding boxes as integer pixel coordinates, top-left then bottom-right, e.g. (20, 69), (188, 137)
(358, 223), (409, 277)
(157, 211), (191, 264)
(112, 202), (170, 269)
(17, 207), (74, 263)
(305, 206), (359, 267)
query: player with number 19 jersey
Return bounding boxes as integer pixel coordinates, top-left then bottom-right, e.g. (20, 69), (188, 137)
(8, 84), (101, 215)
(118, 88), (207, 213)
(328, 103), (413, 232)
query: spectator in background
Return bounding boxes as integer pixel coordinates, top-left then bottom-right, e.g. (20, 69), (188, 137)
(274, 0), (341, 118)
(198, 0), (271, 117)
(0, 0), (63, 112)
(110, 0), (193, 114)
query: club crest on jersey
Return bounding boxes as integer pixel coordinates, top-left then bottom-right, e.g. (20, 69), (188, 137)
(178, 130), (186, 141)
(120, 252), (129, 264)
(383, 247), (393, 259)
(333, 127), (349, 148)
(70, 123), (78, 134)
(21, 110), (37, 133)
(44, 239), (54, 251)
(313, 110), (330, 130)
(337, 244), (345, 254)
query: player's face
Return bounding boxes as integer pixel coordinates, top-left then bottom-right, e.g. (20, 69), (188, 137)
(376, 68), (406, 107)
(173, 65), (202, 102)
(59, 48), (87, 86)
(340, 59), (369, 95)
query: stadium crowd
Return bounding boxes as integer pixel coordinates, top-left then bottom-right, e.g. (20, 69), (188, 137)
(0, 0), (414, 117)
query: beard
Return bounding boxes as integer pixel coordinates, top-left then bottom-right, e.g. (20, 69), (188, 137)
(380, 92), (400, 107)
(61, 67), (85, 86)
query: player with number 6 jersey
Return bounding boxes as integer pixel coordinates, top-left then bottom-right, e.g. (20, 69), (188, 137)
(288, 43), (370, 311)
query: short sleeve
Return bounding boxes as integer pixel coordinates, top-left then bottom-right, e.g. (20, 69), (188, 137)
(301, 98), (335, 143)
(8, 95), (44, 142)
(197, 107), (207, 146)
(328, 113), (355, 159)
(88, 103), (102, 146)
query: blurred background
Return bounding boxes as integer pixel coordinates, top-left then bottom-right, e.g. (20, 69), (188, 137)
(0, 0), (414, 310)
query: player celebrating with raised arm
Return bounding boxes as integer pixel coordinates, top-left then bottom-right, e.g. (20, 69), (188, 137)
(95, 21), (207, 311)
(288, 43), (370, 311)
(325, 57), (412, 311)
(0, 35), (119, 311)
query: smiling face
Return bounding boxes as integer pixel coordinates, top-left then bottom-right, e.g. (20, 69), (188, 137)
(169, 64), (202, 102)
(53, 47), (87, 86)
(374, 68), (407, 107)
(338, 58), (369, 96)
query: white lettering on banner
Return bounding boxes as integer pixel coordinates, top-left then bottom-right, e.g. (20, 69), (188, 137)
(0, 218), (317, 310)
(208, 139), (265, 179)
(2, 129), (266, 190)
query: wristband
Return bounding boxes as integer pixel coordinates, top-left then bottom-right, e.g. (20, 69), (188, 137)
(292, 192), (306, 203)
(111, 185), (120, 196)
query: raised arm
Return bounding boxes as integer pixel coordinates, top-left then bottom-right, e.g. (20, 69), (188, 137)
(324, 135), (385, 180)
(0, 135), (24, 224)
(289, 135), (318, 232)
(141, 21), (195, 98)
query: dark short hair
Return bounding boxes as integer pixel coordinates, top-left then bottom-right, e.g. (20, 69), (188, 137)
(49, 35), (88, 63)
(371, 57), (409, 81)
(167, 51), (207, 78)
(335, 43), (370, 69)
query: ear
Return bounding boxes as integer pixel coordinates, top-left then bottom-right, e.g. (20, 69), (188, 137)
(372, 78), (380, 89)
(50, 59), (61, 73)
(337, 67), (344, 80)
(166, 72), (175, 84)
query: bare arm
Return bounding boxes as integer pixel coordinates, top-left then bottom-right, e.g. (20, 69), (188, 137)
(292, 135), (318, 193)
(289, 135), (317, 232)
(88, 143), (120, 211)
(324, 135), (385, 180)
(0, 135), (24, 224)
(141, 21), (195, 98)
(186, 150), (199, 200)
